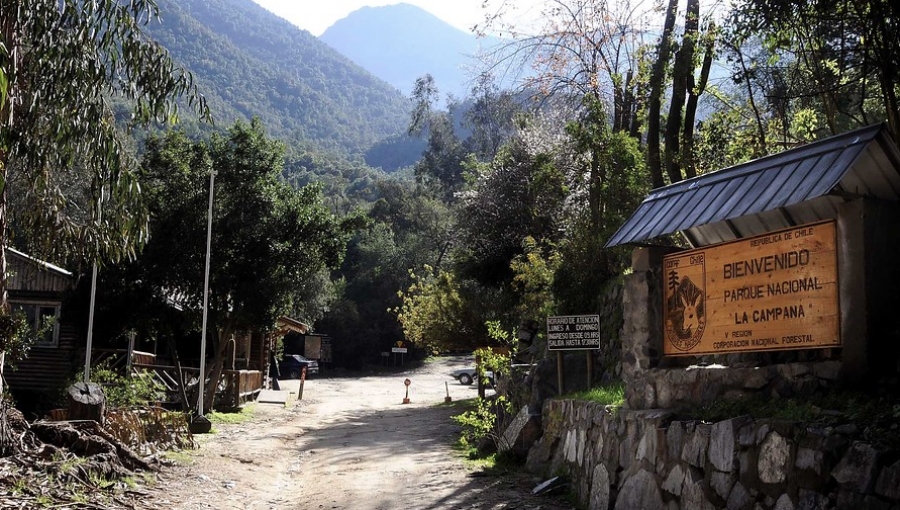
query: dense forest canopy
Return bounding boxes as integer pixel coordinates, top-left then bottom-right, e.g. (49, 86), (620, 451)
(143, 0), (415, 156)
(4, 0), (899, 373)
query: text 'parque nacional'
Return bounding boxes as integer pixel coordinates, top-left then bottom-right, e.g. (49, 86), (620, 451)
(662, 221), (840, 356)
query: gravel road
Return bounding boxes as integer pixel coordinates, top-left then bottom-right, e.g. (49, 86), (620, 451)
(144, 357), (575, 510)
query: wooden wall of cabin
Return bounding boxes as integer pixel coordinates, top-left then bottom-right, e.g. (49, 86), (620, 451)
(249, 330), (270, 372)
(5, 318), (80, 417)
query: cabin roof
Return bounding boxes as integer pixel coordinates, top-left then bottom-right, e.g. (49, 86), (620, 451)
(8, 247), (73, 277)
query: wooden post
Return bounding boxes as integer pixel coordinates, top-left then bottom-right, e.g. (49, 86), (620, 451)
(557, 351), (564, 396)
(126, 331), (136, 377)
(298, 367), (306, 400)
(476, 354), (485, 398)
(586, 350), (594, 390)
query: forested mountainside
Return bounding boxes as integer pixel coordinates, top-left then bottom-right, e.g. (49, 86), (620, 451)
(320, 3), (496, 98)
(145, 0), (412, 154)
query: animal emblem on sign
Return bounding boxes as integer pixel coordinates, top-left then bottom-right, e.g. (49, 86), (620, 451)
(666, 275), (706, 352)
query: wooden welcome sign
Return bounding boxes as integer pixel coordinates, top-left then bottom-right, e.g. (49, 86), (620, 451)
(662, 221), (840, 356)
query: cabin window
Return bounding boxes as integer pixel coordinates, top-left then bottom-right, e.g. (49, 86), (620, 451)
(10, 301), (61, 348)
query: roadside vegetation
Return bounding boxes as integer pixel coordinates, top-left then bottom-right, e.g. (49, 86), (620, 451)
(207, 405), (257, 427)
(560, 383), (626, 407)
(2, 0), (899, 506)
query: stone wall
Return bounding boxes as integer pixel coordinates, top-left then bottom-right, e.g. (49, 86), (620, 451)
(526, 399), (900, 510)
(624, 361), (842, 411)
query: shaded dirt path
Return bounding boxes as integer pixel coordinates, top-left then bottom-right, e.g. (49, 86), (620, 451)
(145, 357), (574, 510)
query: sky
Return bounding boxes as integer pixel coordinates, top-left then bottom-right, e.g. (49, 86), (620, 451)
(249, 0), (491, 36)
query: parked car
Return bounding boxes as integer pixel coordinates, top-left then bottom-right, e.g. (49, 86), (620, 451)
(450, 368), (494, 386)
(279, 354), (319, 379)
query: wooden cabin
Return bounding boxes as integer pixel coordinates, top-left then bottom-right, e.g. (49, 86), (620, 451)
(4, 248), (305, 411)
(4, 248), (79, 410)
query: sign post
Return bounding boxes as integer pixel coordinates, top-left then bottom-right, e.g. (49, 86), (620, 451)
(662, 221), (839, 356)
(402, 378), (411, 404)
(391, 341), (408, 366)
(547, 314), (601, 395)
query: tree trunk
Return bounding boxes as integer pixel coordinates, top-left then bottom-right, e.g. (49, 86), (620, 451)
(0, 1), (19, 399)
(734, 44), (767, 155)
(202, 323), (233, 413)
(665, 0), (700, 185)
(66, 382), (107, 425)
(168, 343), (192, 413)
(682, 23), (716, 179)
(647, 0), (679, 189)
(621, 70), (635, 136)
(0, 162), (8, 397)
(613, 82), (625, 133)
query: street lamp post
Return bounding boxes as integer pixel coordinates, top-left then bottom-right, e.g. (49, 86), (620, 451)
(84, 186), (103, 383)
(196, 169), (216, 426)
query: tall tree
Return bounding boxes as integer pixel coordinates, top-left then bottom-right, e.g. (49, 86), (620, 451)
(408, 74), (468, 197)
(0, 0), (205, 398)
(479, 0), (648, 132)
(725, 0), (900, 147)
(647, 0), (716, 186)
(464, 73), (522, 162)
(107, 121), (353, 412)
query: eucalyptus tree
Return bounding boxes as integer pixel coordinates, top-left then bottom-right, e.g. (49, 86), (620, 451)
(408, 74), (469, 197)
(0, 0), (206, 392)
(479, 0), (717, 187)
(723, 0), (900, 147)
(104, 121), (353, 412)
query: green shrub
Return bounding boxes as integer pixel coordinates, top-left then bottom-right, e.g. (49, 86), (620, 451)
(81, 360), (165, 408)
(452, 395), (512, 454)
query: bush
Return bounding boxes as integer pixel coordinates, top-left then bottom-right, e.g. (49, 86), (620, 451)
(452, 395), (513, 454)
(81, 360), (165, 408)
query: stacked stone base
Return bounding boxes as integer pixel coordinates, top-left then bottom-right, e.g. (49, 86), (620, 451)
(526, 400), (900, 510)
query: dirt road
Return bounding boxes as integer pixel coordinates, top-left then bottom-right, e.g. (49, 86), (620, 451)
(145, 357), (574, 510)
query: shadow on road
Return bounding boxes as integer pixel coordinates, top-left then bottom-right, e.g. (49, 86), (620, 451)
(291, 400), (573, 510)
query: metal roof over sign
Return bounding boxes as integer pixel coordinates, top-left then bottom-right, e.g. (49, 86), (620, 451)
(606, 124), (900, 248)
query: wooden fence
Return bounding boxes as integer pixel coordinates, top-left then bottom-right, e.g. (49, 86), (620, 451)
(93, 349), (264, 408)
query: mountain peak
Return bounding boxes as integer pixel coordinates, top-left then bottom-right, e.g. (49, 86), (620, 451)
(147, 0), (411, 154)
(320, 3), (486, 97)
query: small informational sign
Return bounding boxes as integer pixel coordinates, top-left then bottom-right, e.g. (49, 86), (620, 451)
(305, 335), (322, 359)
(391, 347), (408, 353)
(662, 220), (839, 356)
(547, 315), (601, 350)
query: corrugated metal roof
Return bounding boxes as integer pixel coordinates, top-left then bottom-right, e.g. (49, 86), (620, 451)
(606, 123), (900, 247)
(7, 247), (72, 276)
(7, 247), (73, 294)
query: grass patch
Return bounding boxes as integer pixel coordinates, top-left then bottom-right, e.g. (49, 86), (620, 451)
(560, 383), (625, 407)
(161, 450), (194, 464)
(695, 396), (818, 423)
(453, 439), (492, 466)
(436, 396), (477, 410)
(452, 440), (520, 474)
(207, 404), (256, 425)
